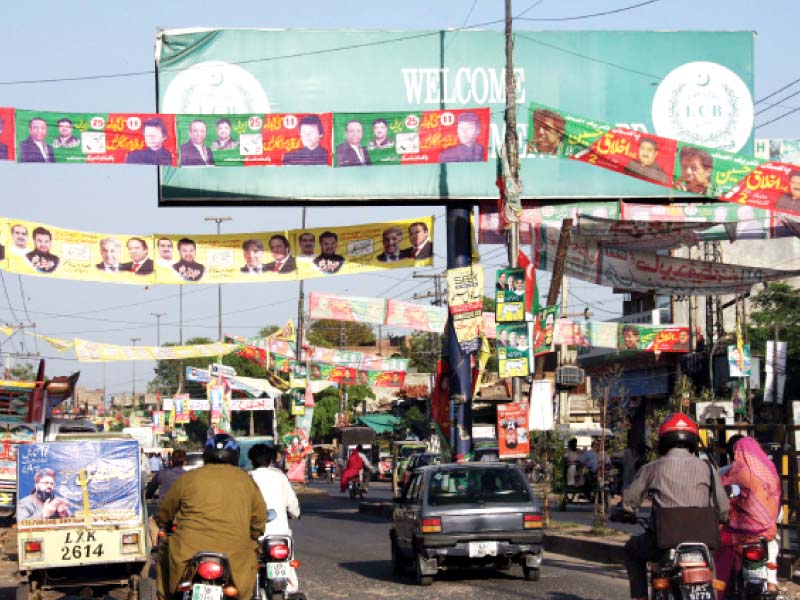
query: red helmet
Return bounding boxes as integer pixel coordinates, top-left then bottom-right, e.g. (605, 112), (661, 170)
(657, 413), (699, 455)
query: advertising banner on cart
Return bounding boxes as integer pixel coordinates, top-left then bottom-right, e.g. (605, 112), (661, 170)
(17, 440), (141, 530)
(156, 29), (753, 204)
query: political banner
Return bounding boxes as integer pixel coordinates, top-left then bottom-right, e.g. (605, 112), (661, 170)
(482, 312), (496, 339)
(0, 108), (13, 162)
(0, 218), (7, 269)
(308, 292), (386, 324)
(756, 138), (800, 166)
(175, 113), (332, 167)
(495, 268), (526, 323)
(151, 411), (165, 434)
(728, 344), (752, 377)
(497, 402), (530, 459)
(723, 162), (800, 217)
(15, 110), (177, 166)
(618, 324), (691, 352)
(356, 370), (406, 387)
(309, 348), (362, 369)
(332, 108), (489, 167)
(358, 355), (409, 372)
(446, 265), (484, 354)
(291, 216), (434, 280)
(173, 394), (189, 424)
(290, 362), (307, 389)
(532, 306), (558, 356)
(308, 363), (357, 384)
(431, 360), (451, 442)
(497, 323), (530, 377)
(384, 299), (447, 333)
(74, 339), (237, 362)
(530, 380), (555, 431)
(16, 440), (141, 530)
(0, 423), (40, 484)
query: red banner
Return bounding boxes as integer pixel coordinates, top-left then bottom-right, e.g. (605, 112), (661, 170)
(723, 162), (800, 218)
(0, 108), (15, 161)
(497, 402), (530, 459)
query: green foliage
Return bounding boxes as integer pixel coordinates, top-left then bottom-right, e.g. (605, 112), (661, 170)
(748, 282), (800, 357)
(258, 325), (280, 338)
(9, 362), (36, 381)
(399, 331), (439, 373)
(306, 319), (376, 347)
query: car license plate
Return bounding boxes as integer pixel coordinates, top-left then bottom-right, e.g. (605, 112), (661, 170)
(468, 541), (498, 557)
(267, 562), (293, 579)
(744, 565), (768, 580)
(190, 583), (223, 600)
(686, 584), (713, 600)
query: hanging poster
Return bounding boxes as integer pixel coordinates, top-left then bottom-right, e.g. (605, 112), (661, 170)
(617, 325), (691, 353)
(495, 268), (526, 323)
(529, 380), (555, 431)
(308, 292), (386, 324)
(0, 108), (14, 162)
(332, 108), (489, 167)
(15, 110), (178, 166)
(384, 299), (448, 333)
(173, 394), (189, 424)
(728, 344), (752, 378)
(208, 384), (224, 424)
(151, 411), (165, 435)
(497, 402), (530, 459)
(290, 362), (307, 390)
(532, 306), (558, 356)
(446, 265), (484, 354)
(497, 323), (530, 378)
(308, 363), (357, 385)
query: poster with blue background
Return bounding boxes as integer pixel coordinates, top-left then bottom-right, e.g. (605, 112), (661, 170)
(16, 440), (140, 529)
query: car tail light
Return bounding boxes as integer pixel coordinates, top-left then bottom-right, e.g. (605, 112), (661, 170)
(122, 533), (139, 545)
(743, 544), (766, 562)
(652, 577), (670, 590)
(197, 560), (224, 580)
(421, 517), (442, 533)
(681, 567), (712, 585)
(269, 544), (290, 560)
(290, 559), (301, 568)
(524, 514), (543, 529)
(24, 541), (42, 553)
(222, 585), (238, 597)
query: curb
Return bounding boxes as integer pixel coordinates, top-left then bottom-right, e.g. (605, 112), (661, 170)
(358, 501), (628, 565)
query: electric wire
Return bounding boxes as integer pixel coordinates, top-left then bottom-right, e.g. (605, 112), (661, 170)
(516, 0), (662, 21)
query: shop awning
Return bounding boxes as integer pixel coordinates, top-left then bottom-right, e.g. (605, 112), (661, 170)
(356, 413), (403, 435)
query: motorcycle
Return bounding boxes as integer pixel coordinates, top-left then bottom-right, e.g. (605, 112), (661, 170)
(175, 551), (238, 600)
(255, 509), (305, 600)
(348, 470), (368, 499)
(611, 506), (721, 600)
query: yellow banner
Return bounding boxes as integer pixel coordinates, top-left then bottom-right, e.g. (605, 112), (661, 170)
(73, 338), (239, 362)
(1, 216), (435, 285)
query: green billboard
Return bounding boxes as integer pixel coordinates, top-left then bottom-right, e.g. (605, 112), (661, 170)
(155, 29), (754, 205)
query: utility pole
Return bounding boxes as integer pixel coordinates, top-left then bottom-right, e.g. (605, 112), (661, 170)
(204, 216), (232, 342)
(414, 271), (447, 436)
(505, 0), (521, 403)
(131, 337), (141, 414)
(151, 312), (165, 399)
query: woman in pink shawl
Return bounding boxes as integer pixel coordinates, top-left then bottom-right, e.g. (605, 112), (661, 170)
(715, 435), (781, 596)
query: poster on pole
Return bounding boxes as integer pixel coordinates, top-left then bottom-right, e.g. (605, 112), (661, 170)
(497, 402), (530, 459)
(495, 268), (526, 323)
(530, 380), (554, 431)
(446, 265), (484, 354)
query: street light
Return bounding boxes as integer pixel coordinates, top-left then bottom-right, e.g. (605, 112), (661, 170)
(131, 337), (141, 413)
(205, 216), (232, 342)
(151, 313), (166, 398)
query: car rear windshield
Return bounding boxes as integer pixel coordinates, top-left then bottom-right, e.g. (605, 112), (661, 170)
(427, 468), (531, 505)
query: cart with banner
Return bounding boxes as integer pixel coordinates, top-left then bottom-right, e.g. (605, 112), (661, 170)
(16, 436), (154, 600)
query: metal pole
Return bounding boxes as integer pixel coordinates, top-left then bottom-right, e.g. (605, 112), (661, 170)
(131, 337), (141, 413)
(447, 205), (474, 460)
(151, 312), (165, 399)
(205, 216), (232, 342)
(297, 207), (307, 362)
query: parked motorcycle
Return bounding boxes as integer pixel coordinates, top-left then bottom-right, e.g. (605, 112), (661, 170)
(255, 509), (305, 600)
(175, 551), (238, 600)
(611, 506), (721, 600)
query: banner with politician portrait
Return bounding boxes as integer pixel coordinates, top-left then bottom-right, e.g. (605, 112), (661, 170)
(292, 216), (434, 280)
(308, 363), (357, 385)
(618, 324), (691, 353)
(497, 402), (530, 459)
(16, 440), (141, 530)
(308, 292), (386, 324)
(175, 113), (332, 167)
(0, 108), (14, 162)
(532, 306), (558, 356)
(332, 108), (489, 167)
(497, 323), (530, 378)
(0, 218), (7, 270)
(495, 268), (526, 323)
(15, 110), (177, 166)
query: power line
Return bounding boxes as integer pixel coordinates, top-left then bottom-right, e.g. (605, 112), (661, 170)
(756, 76), (800, 105)
(17, 275), (38, 354)
(515, 0), (662, 22)
(756, 104), (800, 129)
(754, 88), (800, 117)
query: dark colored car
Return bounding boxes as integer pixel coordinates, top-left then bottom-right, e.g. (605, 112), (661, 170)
(401, 453), (443, 488)
(390, 462), (544, 586)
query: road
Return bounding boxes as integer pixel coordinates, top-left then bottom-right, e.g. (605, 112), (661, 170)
(292, 481), (629, 599)
(0, 481), (630, 599)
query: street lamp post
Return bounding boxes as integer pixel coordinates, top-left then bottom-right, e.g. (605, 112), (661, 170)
(131, 337), (141, 414)
(205, 216), (232, 342)
(151, 313), (166, 398)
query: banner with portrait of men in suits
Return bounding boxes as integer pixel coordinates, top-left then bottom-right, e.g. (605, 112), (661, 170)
(332, 108), (490, 167)
(14, 110), (178, 166)
(0, 215), (434, 285)
(0, 108), (14, 162)
(174, 113), (333, 167)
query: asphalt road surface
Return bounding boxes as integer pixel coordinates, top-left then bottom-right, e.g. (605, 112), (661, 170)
(0, 481), (630, 599)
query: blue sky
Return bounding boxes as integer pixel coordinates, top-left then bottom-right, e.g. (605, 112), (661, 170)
(0, 0), (796, 395)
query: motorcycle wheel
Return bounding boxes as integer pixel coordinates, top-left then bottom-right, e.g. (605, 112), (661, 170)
(349, 487), (356, 499)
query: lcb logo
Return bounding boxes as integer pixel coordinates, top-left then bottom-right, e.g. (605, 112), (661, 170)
(652, 61), (753, 152)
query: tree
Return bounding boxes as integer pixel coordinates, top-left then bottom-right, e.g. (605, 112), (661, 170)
(748, 282), (800, 357)
(306, 319), (375, 347)
(399, 331), (439, 373)
(8, 363), (36, 381)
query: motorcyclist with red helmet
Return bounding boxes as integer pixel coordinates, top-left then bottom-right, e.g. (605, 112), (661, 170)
(621, 413), (729, 600)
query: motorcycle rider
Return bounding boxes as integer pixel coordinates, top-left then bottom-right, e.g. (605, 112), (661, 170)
(155, 434), (266, 600)
(248, 443), (302, 598)
(621, 413), (729, 600)
(716, 434), (781, 596)
(339, 444), (375, 493)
